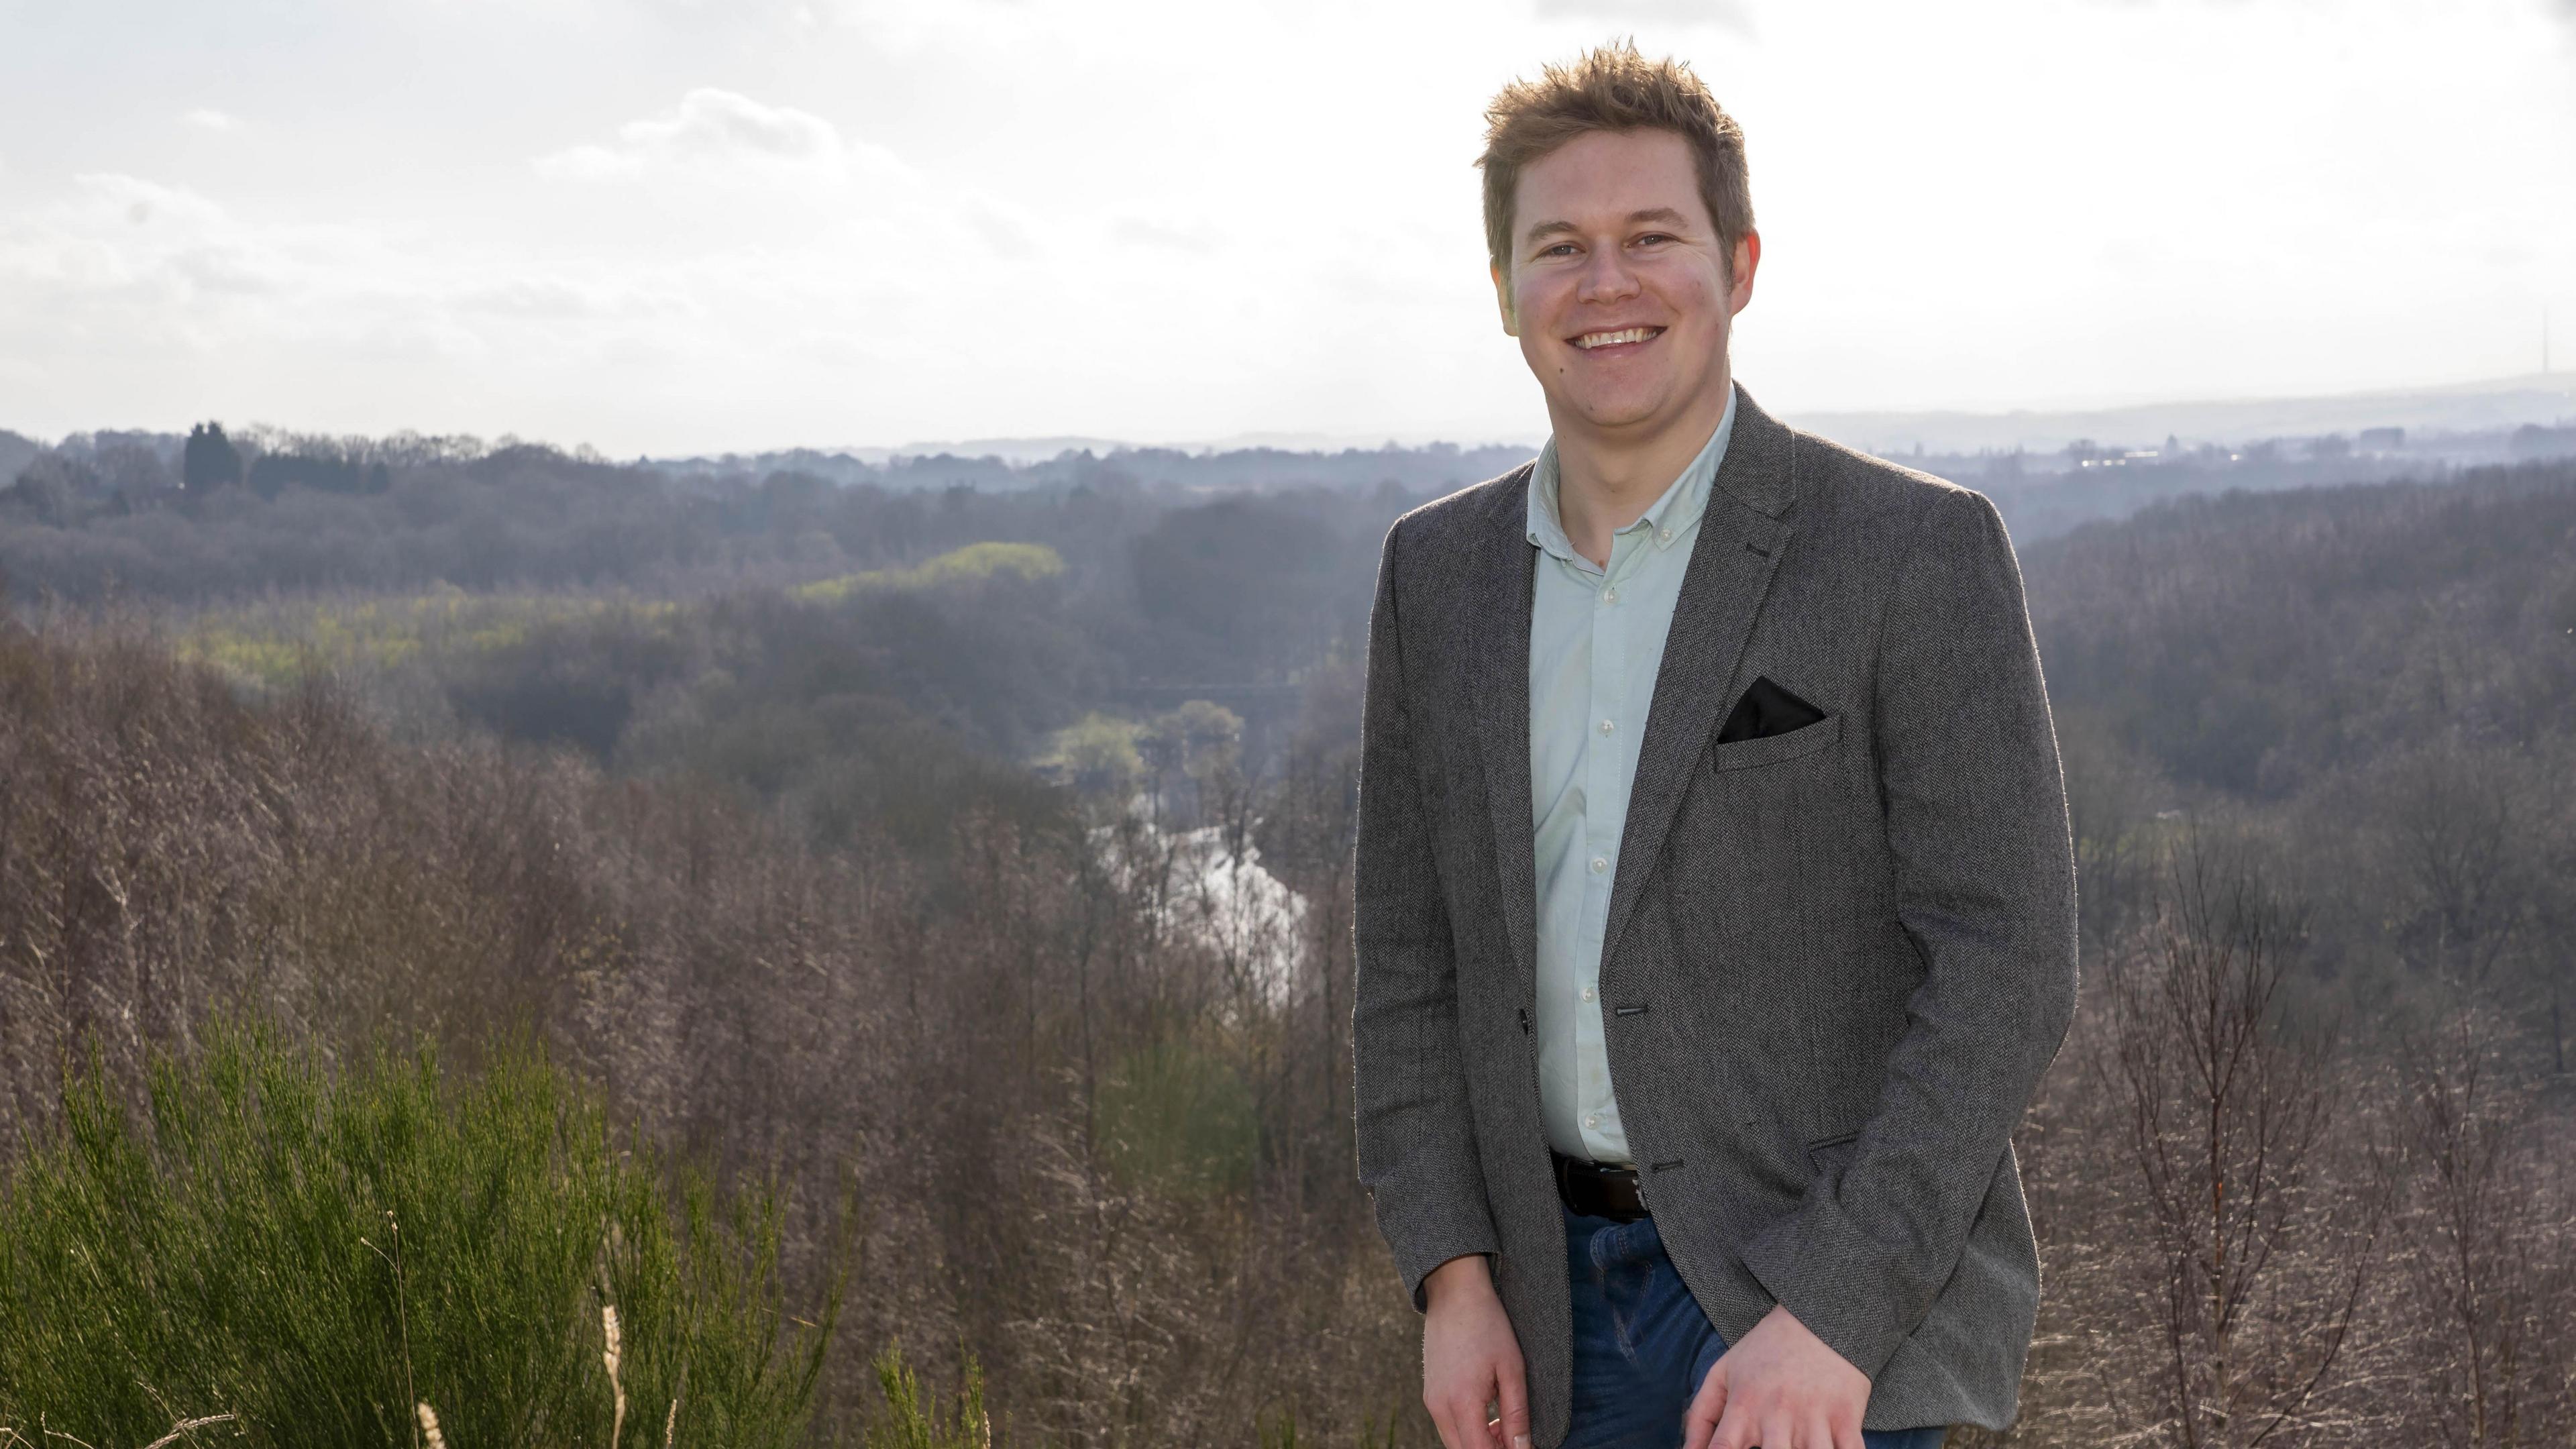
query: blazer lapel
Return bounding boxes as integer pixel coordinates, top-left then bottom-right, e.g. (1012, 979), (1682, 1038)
(1467, 385), (1801, 1010)
(1598, 386), (1800, 972)
(1471, 464), (1542, 1006)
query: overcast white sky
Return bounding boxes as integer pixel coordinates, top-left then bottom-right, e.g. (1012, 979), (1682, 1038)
(2, 0), (2572, 455)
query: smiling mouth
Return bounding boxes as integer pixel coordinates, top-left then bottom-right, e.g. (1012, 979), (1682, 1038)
(1571, 326), (1664, 352)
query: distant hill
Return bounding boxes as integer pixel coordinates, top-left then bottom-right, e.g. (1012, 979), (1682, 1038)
(639, 372), (2576, 470)
(0, 430), (38, 486)
(1792, 372), (2576, 456)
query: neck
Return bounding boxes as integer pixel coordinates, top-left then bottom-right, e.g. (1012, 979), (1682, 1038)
(1549, 362), (1733, 568)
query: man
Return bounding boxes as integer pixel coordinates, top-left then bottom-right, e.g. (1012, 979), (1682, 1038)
(1351, 43), (2080, 1449)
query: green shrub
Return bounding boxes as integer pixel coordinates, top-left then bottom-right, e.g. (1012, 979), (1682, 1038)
(0, 1016), (846, 1449)
(868, 1340), (989, 1449)
(1095, 1034), (1258, 1197)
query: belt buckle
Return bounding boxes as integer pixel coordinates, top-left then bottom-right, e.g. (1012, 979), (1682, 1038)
(1556, 1150), (1646, 1221)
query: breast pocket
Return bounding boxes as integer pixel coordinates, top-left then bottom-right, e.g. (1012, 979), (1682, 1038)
(1674, 706), (1860, 972)
(1707, 711), (1842, 773)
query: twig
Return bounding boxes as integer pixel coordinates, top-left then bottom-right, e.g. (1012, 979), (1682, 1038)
(140, 1415), (240, 1449)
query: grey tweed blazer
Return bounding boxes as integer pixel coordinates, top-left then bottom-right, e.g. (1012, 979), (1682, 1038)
(1351, 384), (2078, 1442)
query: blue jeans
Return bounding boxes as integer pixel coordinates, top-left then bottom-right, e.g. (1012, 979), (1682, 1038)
(1563, 1200), (1949, 1449)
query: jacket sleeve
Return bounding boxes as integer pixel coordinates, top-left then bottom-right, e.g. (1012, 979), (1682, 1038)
(1352, 516), (1503, 1313)
(1736, 484), (2080, 1378)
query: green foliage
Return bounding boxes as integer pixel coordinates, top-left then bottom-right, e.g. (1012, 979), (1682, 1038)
(178, 589), (682, 694)
(869, 1340), (989, 1448)
(792, 541), (1065, 602)
(0, 1016), (844, 1449)
(1095, 1034), (1259, 1197)
(1046, 710), (1145, 798)
(1144, 699), (1243, 785)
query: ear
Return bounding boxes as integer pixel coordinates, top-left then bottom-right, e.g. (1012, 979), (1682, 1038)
(1491, 260), (1518, 337)
(1727, 229), (1761, 316)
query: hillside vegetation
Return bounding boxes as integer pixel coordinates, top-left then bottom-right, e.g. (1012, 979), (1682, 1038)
(1, 451), (2571, 1446)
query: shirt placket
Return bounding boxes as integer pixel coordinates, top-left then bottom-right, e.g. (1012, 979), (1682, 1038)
(1574, 523), (1648, 1160)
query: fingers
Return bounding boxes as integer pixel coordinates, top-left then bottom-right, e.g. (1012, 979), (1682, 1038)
(1427, 1369), (1504, 1449)
(1495, 1355), (1532, 1449)
(1681, 1364), (1727, 1449)
(1710, 1396), (1756, 1449)
(1831, 1414), (1868, 1449)
(1761, 1411), (1795, 1449)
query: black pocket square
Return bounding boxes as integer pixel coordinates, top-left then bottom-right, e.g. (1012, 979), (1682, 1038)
(1715, 675), (1826, 745)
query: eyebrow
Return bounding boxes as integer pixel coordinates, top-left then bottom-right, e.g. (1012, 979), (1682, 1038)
(1521, 207), (1696, 248)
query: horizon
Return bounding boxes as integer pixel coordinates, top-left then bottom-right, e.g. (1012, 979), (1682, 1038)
(14, 364), (2573, 464)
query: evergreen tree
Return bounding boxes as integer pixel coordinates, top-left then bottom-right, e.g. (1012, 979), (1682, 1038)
(181, 421), (242, 490)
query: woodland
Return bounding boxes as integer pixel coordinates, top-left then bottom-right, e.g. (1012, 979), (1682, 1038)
(0, 427), (2571, 1446)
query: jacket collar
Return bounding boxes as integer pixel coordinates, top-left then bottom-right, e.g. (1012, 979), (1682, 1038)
(1524, 382), (1741, 567)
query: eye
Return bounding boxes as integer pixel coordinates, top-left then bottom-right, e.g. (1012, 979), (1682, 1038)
(1633, 232), (1674, 246)
(1540, 242), (1579, 257)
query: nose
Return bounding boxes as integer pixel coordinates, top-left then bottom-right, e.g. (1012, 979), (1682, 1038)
(1574, 244), (1640, 307)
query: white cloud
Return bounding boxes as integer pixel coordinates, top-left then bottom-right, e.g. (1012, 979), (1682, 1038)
(532, 87), (910, 189)
(1112, 215), (1224, 255)
(180, 108), (239, 131)
(961, 191), (1040, 258)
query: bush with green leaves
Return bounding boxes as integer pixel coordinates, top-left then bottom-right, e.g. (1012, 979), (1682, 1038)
(0, 1017), (847, 1449)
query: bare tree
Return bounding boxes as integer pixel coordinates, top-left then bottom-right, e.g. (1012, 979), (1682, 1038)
(2097, 826), (2378, 1447)
(2382, 1002), (2571, 1448)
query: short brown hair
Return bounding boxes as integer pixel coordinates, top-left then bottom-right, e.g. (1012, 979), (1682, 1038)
(1477, 41), (1753, 280)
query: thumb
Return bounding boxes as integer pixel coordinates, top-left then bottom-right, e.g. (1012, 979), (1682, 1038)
(1495, 1354), (1532, 1449)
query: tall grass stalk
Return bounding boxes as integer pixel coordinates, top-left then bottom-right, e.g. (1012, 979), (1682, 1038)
(871, 1341), (991, 1449)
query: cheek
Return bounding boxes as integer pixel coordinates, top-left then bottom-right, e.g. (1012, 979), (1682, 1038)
(1650, 268), (1728, 321)
(1513, 279), (1564, 329)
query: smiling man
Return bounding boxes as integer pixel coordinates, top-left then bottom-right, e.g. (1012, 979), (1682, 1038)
(1351, 43), (2080, 1449)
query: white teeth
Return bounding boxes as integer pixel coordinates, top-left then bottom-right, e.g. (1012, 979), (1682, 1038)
(1575, 327), (1660, 349)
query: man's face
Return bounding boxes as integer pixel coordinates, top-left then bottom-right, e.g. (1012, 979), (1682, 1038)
(1493, 127), (1756, 437)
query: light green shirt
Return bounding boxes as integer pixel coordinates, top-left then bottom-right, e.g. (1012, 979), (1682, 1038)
(1525, 383), (1738, 1167)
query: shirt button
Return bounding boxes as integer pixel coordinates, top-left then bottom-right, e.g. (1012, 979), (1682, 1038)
(1658, 527), (1674, 544)
(1580, 985), (1596, 1002)
(1589, 855), (1609, 874)
(1585, 1112), (1601, 1128)
(1602, 584), (1619, 603)
(1598, 718), (1615, 736)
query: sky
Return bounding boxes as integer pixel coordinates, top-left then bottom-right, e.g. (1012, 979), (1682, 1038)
(1, 0), (2573, 455)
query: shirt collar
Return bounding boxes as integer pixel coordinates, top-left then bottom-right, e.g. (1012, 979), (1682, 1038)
(1525, 382), (1739, 565)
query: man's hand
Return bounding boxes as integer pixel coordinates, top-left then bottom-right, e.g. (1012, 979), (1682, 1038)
(1682, 1303), (1870, 1449)
(1421, 1254), (1532, 1449)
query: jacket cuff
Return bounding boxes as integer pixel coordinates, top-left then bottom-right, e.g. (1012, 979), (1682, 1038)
(1736, 1194), (1917, 1381)
(1394, 1232), (1503, 1315)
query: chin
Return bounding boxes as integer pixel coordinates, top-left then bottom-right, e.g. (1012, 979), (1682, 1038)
(1572, 389), (1675, 430)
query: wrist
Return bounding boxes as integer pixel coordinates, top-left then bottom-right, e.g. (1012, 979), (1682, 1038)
(1424, 1251), (1496, 1311)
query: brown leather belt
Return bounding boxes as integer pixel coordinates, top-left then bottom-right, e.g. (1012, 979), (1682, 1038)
(1552, 1149), (1648, 1222)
